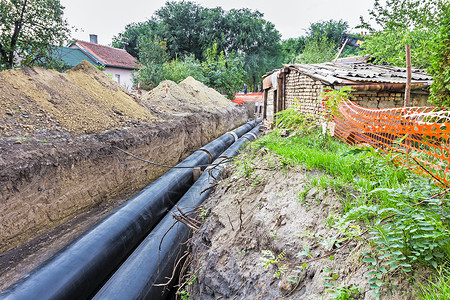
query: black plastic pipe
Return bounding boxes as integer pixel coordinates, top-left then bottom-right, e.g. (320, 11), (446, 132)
(93, 126), (260, 300)
(0, 121), (258, 300)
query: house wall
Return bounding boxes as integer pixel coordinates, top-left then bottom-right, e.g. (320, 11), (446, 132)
(103, 66), (134, 90)
(284, 71), (327, 115)
(269, 69), (431, 121)
(350, 91), (429, 109)
(264, 87), (276, 122)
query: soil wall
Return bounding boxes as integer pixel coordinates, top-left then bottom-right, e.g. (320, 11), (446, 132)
(0, 108), (247, 253)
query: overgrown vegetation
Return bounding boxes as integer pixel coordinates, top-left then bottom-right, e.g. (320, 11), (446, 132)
(244, 105), (450, 298)
(358, 0), (450, 106)
(0, 0), (71, 70)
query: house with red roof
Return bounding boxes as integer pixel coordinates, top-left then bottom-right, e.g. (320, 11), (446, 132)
(68, 35), (139, 90)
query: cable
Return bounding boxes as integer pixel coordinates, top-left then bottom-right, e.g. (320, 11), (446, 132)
(112, 145), (231, 169)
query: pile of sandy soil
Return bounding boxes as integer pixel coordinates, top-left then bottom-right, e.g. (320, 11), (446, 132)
(187, 147), (420, 300)
(141, 77), (233, 116)
(179, 76), (231, 109)
(0, 60), (155, 137)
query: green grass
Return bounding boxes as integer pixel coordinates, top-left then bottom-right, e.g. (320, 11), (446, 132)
(245, 129), (450, 298)
(250, 132), (410, 211)
(417, 267), (450, 300)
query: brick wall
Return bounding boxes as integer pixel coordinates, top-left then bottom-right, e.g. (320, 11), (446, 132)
(284, 71), (326, 115)
(264, 69), (431, 121)
(350, 91), (429, 109)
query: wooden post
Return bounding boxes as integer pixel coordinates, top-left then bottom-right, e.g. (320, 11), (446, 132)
(263, 89), (268, 120)
(277, 75), (283, 114)
(404, 44), (411, 107)
(404, 44), (412, 156)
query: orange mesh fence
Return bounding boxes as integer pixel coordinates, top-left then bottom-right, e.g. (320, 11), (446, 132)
(233, 93), (263, 105)
(331, 100), (450, 186)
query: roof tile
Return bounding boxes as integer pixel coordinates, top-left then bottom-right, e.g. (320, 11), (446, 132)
(75, 40), (138, 69)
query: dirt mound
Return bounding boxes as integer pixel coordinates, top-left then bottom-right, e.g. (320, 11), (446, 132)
(188, 148), (418, 300)
(0, 60), (155, 137)
(179, 76), (231, 109)
(141, 77), (233, 116)
(141, 80), (198, 115)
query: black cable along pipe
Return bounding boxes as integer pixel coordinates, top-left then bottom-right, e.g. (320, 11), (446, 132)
(93, 126), (261, 300)
(0, 120), (259, 300)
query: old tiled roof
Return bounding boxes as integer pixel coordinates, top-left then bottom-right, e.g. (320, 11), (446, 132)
(285, 62), (433, 86)
(75, 40), (138, 69)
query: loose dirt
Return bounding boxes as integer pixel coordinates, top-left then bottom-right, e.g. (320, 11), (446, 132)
(141, 77), (233, 116)
(0, 61), (154, 137)
(0, 61), (249, 291)
(187, 146), (421, 299)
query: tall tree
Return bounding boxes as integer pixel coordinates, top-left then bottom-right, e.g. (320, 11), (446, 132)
(292, 19), (349, 64)
(224, 8), (281, 89)
(114, 2), (282, 90)
(111, 21), (155, 59)
(152, 0), (205, 59)
(281, 37), (307, 64)
(0, 0), (70, 70)
(307, 19), (348, 45)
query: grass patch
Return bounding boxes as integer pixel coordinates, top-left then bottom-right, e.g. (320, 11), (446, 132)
(244, 122), (450, 298)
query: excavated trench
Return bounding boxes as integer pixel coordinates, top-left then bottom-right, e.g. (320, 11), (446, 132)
(0, 107), (250, 291)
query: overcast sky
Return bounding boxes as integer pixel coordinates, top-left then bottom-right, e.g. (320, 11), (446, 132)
(60, 0), (377, 46)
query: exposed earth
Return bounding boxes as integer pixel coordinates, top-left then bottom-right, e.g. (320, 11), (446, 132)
(184, 145), (426, 300)
(0, 61), (250, 291)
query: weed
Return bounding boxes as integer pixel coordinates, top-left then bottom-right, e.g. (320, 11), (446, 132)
(260, 250), (287, 278)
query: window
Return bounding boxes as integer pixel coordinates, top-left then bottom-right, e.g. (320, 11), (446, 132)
(115, 74), (120, 84)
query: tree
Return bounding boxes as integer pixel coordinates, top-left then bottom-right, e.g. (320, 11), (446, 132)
(223, 8), (281, 90)
(358, 0), (446, 68)
(0, 0), (70, 70)
(111, 21), (155, 59)
(134, 34), (168, 89)
(201, 43), (245, 99)
(152, 0), (205, 60)
(281, 37), (306, 64)
(164, 54), (205, 84)
(307, 19), (349, 45)
(114, 2), (282, 91)
(296, 35), (337, 64)
(428, 5), (450, 106)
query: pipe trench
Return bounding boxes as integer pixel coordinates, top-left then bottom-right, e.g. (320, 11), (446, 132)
(94, 126), (261, 300)
(0, 120), (259, 300)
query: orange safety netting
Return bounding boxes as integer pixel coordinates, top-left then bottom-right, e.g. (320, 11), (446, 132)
(331, 100), (450, 186)
(233, 93), (263, 105)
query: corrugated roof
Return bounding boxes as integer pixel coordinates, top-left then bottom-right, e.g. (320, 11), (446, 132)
(286, 62), (433, 86)
(74, 40), (138, 69)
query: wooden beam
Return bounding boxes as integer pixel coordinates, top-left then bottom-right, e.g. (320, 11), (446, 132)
(404, 44), (411, 107)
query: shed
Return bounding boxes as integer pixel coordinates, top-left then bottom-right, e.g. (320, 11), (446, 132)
(262, 61), (433, 121)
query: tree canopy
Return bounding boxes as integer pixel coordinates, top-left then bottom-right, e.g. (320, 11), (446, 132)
(358, 0), (450, 105)
(113, 1), (281, 90)
(0, 0), (71, 70)
(358, 0), (447, 68)
(282, 19), (351, 64)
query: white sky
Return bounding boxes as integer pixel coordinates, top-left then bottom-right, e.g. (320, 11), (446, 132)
(60, 0), (376, 46)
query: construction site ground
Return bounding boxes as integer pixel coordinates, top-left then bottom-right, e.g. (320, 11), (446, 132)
(0, 61), (250, 290)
